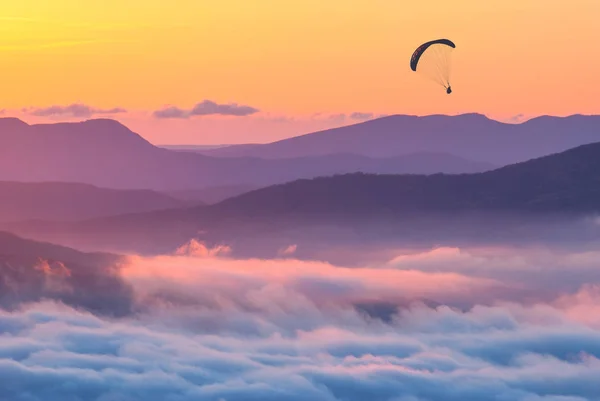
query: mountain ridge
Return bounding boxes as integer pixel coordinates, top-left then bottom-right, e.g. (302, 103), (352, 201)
(0, 181), (187, 221)
(198, 113), (600, 164)
(4, 139), (600, 255)
(0, 117), (496, 190)
(209, 140), (600, 217)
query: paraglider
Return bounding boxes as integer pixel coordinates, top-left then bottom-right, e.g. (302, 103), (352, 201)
(410, 39), (455, 94)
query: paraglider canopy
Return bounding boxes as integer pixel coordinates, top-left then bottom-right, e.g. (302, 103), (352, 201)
(410, 39), (455, 94)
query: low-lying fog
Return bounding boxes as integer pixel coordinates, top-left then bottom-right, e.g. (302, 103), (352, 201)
(2, 238), (600, 400)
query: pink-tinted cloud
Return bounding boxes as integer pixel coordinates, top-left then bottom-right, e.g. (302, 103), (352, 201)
(174, 238), (232, 258)
(555, 285), (600, 328)
(122, 252), (501, 314)
(2, 245), (600, 399)
(387, 246), (600, 299)
(279, 244), (298, 256)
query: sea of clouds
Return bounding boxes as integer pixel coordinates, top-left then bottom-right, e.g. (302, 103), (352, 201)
(2, 243), (600, 400)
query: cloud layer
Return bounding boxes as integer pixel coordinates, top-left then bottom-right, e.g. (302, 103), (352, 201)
(2, 244), (600, 400)
(153, 100), (259, 119)
(3, 296), (600, 400)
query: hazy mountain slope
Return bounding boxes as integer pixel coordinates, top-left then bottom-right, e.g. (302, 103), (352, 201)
(0, 118), (494, 190)
(200, 114), (600, 165)
(0, 231), (132, 315)
(4, 141), (600, 255)
(210, 141), (600, 217)
(0, 181), (186, 221)
(165, 184), (257, 204)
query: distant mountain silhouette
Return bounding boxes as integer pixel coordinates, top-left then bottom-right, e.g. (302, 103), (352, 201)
(160, 144), (234, 151)
(0, 118), (494, 190)
(199, 114), (600, 165)
(0, 230), (116, 267)
(210, 141), (600, 217)
(5, 141), (600, 255)
(0, 181), (186, 222)
(165, 184), (257, 204)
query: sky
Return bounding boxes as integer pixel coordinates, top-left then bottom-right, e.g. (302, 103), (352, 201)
(2, 0), (600, 144)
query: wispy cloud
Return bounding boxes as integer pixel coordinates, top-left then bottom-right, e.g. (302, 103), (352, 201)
(350, 112), (375, 120)
(279, 244), (298, 256)
(27, 103), (127, 118)
(504, 113), (530, 124)
(309, 112), (383, 123)
(153, 100), (260, 119)
(152, 106), (188, 119)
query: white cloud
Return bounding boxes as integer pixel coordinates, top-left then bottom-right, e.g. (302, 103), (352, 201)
(2, 245), (600, 399)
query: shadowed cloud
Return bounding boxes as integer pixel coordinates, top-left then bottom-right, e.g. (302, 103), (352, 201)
(153, 100), (260, 119)
(27, 104), (127, 118)
(350, 112), (374, 120)
(506, 113), (528, 124)
(307, 112), (387, 124)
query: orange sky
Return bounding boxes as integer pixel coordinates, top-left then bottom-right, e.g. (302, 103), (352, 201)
(2, 0), (600, 144)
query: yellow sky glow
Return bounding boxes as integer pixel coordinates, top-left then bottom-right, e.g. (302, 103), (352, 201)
(1, 0), (600, 143)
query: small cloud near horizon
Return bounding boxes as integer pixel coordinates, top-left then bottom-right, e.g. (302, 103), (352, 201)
(27, 104), (127, 118)
(278, 244), (298, 256)
(153, 100), (260, 119)
(311, 112), (384, 123)
(350, 112), (374, 120)
(327, 113), (348, 123)
(505, 113), (528, 124)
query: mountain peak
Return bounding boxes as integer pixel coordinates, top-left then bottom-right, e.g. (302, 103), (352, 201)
(33, 118), (131, 132)
(78, 118), (140, 137)
(0, 117), (29, 130)
(81, 118), (130, 128)
(375, 112), (491, 121)
(522, 114), (600, 125)
(28, 118), (154, 149)
(200, 112), (600, 163)
(453, 112), (492, 120)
